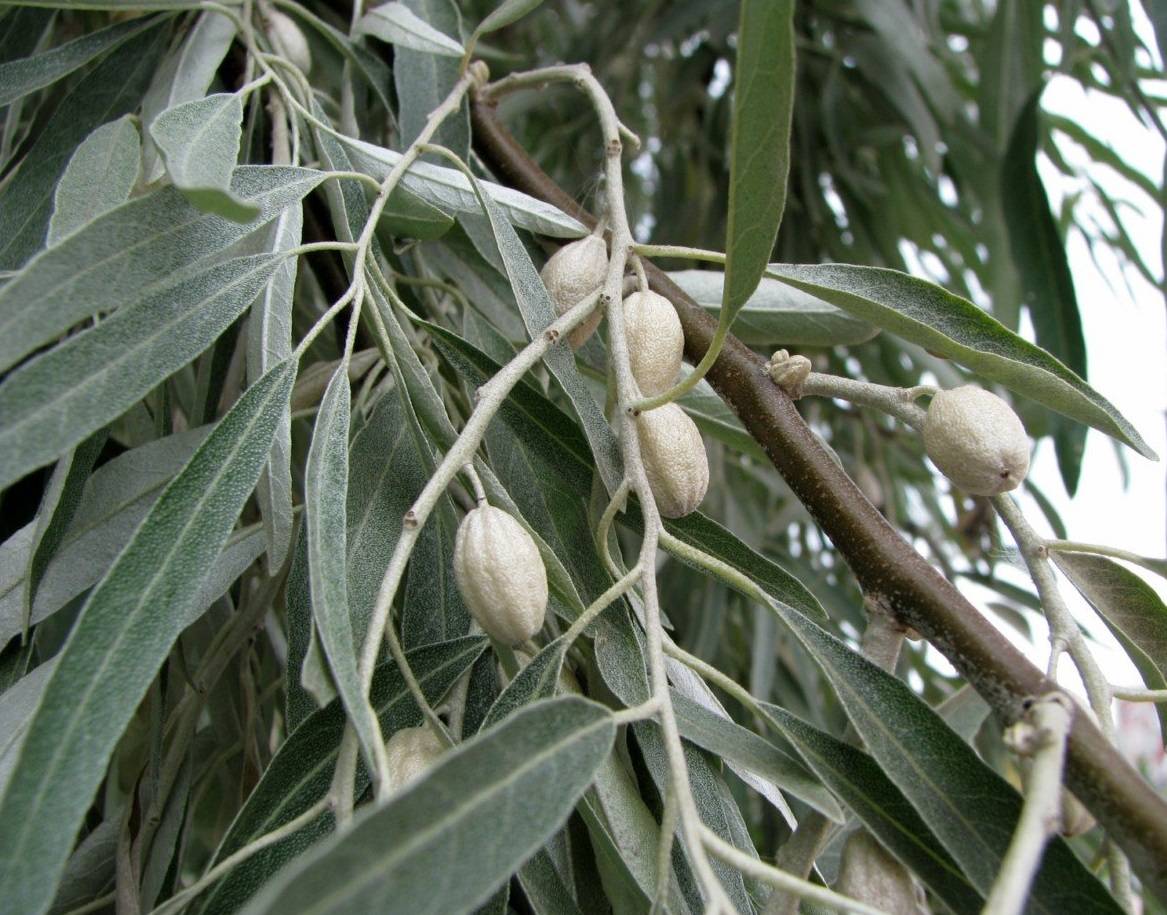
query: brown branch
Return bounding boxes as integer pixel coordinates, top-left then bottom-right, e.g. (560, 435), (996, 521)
(470, 94), (1167, 899)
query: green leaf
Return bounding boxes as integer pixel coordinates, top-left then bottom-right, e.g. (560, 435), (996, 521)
(0, 21), (163, 270)
(670, 691), (843, 823)
(241, 697), (617, 915)
(47, 115), (140, 246)
(305, 366), (387, 779)
(474, 0), (542, 37)
(763, 598), (1124, 914)
(391, 0), (469, 159)
(140, 9), (238, 183)
(0, 657), (58, 792)
(1002, 90), (1087, 494)
(0, 14), (160, 107)
(479, 637), (568, 732)
(151, 92), (261, 222)
(0, 165), (324, 373)
(720, 0), (794, 318)
(342, 134), (588, 237)
(22, 431), (105, 634)
(668, 269), (878, 346)
(356, 1), (465, 57)
(192, 636), (488, 915)
(247, 205), (300, 571)
(0, 360), (295, 915)
(516, 845), (584, 915)
(760, 703), (984, 915)
(978, 0), (1044, 153)
(0, 254), (282, 491)
(765, 262), (1155, 460)
(0, 428), (208, 646)
(1053, 551), (1167, 738)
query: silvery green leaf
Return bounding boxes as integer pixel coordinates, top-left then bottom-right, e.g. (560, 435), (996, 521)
(0, 360), (295, 915)
(0, 22), (163, 270)
(0, 428), (208, 646)
(0, 254), (282, 491)
(0, 15), (159, 107)
(668, 269), (878, 346)
(473, 0), (543, 37)
(765, 262), (1155, 459)
(356, 0), (465, 56)
(241, 697), (616, 915)
(342, 134), (587, 237)
(21, 432), (105, 637)
(46, 820), (118, 915)
(763, 597), (1124, 914)
(391, 0), (468, 158)
(193, 636), (489, 915)
(0, 165), (324, 373)
(140, 9), (237, 182)
(151, 92), (260, 222)
(305, 367), (386, 779)
(0, 657), (58, 793)
(47, 115), (140, 245)
(247, 205), (300, 571)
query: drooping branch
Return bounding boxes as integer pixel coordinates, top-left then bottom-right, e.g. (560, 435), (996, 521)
(470, 94), (1167, 899)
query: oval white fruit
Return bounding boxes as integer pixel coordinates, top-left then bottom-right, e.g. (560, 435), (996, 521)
(265, 10), (311, 75)
(453, 505), (548, 645)
(637, 403), (709, 518)
(385, 725), (445, 793)
(624, 290), (684, 395)
(540, 235), (608, 348)
(923, 385), (1029, 496)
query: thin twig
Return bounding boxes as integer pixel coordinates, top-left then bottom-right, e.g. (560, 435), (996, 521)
(983, 693), (1073, 915)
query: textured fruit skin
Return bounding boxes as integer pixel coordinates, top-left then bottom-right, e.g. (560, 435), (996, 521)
(540, 236), (608, 348)
(385, 725), (445, 793)
(836, 830), (928, 913)
(265, 10), (311, 74)
(453, 505), (548, 645)
(923, 385), (1030, 496)
(637, 404), (709, 518)
(624, 290), (684, 395)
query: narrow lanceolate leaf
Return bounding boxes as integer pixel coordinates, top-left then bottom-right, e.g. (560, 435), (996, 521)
(243, 697), (617, 915)
(140, 8), (238, 182)
(760, 703), (983, 915)
(151, 92), (260, 222)
(0, 15), (159, 107)
(0, 254), (282, 491)
(392, 0), (468, 159)
(1054, 551), (1167, 738)
(720, 0), (794, 320)
(670, 691), (843, 823)
(0, 165), (324, 373)
(0, 22), (163, 270)
(194, 637), (489, 915)
(667, 269), (878, 346)
(305, 368), (385, 778)
(1002, 90), (1088, 494)
(764, 599), (1124, 914)
(765, 262), (1155, 459)
(0, 361), (295, 915)
(457, 184), (622, 495)
(47, 115), (140, 245)
(22, 432), (105, 632)
(474, 0), (543, 38)
(342, 135), (587, 237)
(480, 637), (568, 732)
(0, 429), (209, 646)
(357, 0), (465, 56)
(248, 205), (300, 571)
(0, 658), (59, 793)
